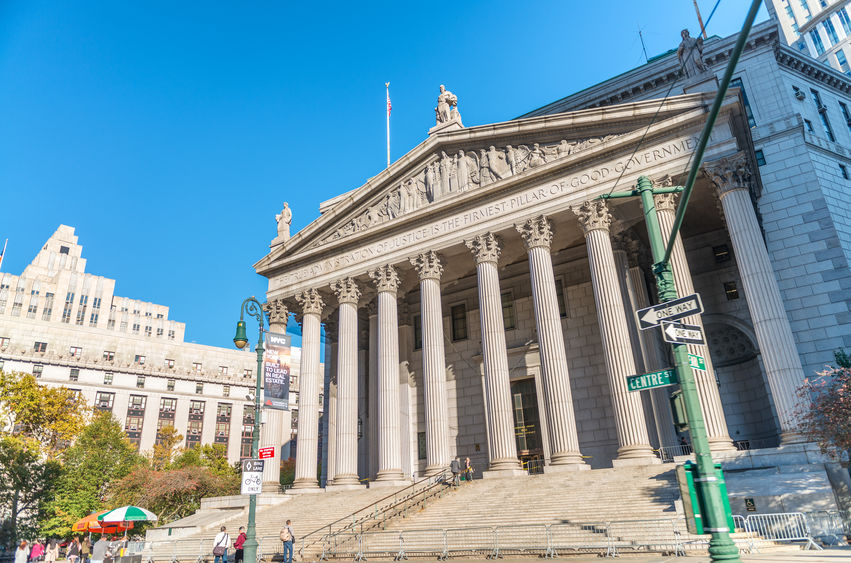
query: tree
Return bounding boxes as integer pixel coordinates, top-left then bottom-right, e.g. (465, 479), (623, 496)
(40, 412), (142, 537)
(149, 426), (183, 470)
(280, 457), (295, 488)
(795, 350), (851, 462)
(0, 371), (90, 458)
(172, 444), (237, 479)
(0, 436), (61, 545)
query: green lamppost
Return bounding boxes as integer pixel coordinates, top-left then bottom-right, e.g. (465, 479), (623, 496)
(233, 296), (266, 563)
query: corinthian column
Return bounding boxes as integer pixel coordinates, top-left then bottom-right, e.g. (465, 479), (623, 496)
(329, 277), (363, 486)
(703, 153), (805, 442)
(652, 184), (735, 451)
(515, 216), (587, 470)
(465, 233), (525, 476)
(368, 265), (408, 484)
(410, 251), (451, 475)
(290, 290), (323, 491)
(573, 201), (657, 465)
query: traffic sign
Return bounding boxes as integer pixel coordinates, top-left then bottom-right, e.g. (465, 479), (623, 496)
(636, 293), (703, 330)
(662, 321), (705, 345)
(688, 354), (706, 371)
(259, 446), (275, 459)
(241, 459), (264, 495)
(627, 368), (678, 391)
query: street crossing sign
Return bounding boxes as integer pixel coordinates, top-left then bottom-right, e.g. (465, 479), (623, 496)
(627, 368), (678, 391)
(661, 321), (705, 345)
(688, 354), (706, 370)
(636, 293), (703, 330)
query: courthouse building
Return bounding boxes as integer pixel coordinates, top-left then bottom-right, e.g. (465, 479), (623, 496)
(256, 16), (851, 489)
(0, 225), (307, 466)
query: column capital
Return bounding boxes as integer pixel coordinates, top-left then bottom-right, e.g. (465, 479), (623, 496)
(465, 232), (502, 264)
(410, 250), (444, 280)
(369, 264), (400, 293)
(515, 215), (553, 250)
(572, 200), (611, 234)
(263, 299), (289, 326)
(651, 174), (674, 189)
(702, 152), (752, 197)
(296, 289), (324, 316)
(331, 277), (361, 305)
(654, 192), (679, 212)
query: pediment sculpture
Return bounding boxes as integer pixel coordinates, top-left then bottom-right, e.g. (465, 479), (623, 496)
(316, 134), (621, 247)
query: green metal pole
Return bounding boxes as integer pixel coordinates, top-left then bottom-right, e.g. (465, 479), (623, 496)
(637, 176), (739, 561)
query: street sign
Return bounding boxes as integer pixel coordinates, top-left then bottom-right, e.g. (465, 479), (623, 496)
(627, 368), (678, 391)
(688, 354), (706, 371)
(662, 321), (705, 345)
(241, 459), (264, 495)
(259, 446), (275, 459)
(636, 293), (704, 330)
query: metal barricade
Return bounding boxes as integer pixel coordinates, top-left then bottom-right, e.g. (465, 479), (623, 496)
(397, 529), (446, 560)
(804, 511), (845, 545)
(359, 530), (403, 560)
(606, 518), (685, 556)
(492, 524), (548, 558)
(547, 521), (611, 557)
(732, 514), (758, 553)
(657, 444), (693, 462)
(444, 526), (496, 558)
(744, 512), (822, 550)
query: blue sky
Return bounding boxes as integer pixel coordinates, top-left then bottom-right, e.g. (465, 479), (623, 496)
(0, 1), (768, 348)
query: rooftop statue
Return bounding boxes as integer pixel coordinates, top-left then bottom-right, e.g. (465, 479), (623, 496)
(435, 84), (461, 124)
(677, 29), (708, 78)
(276, 202), (292, 241)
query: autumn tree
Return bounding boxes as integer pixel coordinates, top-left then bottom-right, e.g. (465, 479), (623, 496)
(796, 350), (851, 462)
(172, 444), (237, 479)
(149, 426), (183, 470)
(0, 436), (61, 545)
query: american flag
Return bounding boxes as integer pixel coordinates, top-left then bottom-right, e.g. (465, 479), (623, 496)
(0, 239), (6, 272)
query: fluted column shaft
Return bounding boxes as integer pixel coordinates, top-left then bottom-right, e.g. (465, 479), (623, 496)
(370, 265), (406, 482)
(367, 308), (379, 480)
(292, 290), (323, 489)
(654, 191), (734, 451)
(466, 234), (523, 473)
(516, 217), (586, 467)
(411, 251), (451, 475)
(704, 155), (805, 442)
(331, 278), (361, 485)
(574, 201), (655, 461)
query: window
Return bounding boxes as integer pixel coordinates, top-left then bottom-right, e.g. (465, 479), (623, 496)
(160, 397), (176, 412)
(729, 78), (756, 128)
(129, 395), (146, 410)
(450, 304), (467, 341)
(69, 368), (79, 382)
(104, 372), (113, 385)
(417, 431), (427, 460)
(754, 149), (766, 166)
(215, 421), (230, 437)
(554, 278), (568, 318)
(41, 292), (54, 321)
(799, 0), (811, 20)
(501, 291), (516, 330)
(217, 403), (232, 418)
(103, 350), (115, 361)
(218, 366), (228, 375)
(95, 391), (114, 409)
(107, 319), (115, 329)
(713, 245), (731, 263)
(840, 102), (851, 132)
(190, 400), (205, 414)
(804, 119), (816, 134)
(10, 287), (23, 316)
(125, 415), (143, 432)
(811, 89), (835, 141)
(0, 337), (9, 349)
(136, 375), (145, 388)
(33, 364), (43, 378)
(240, 441), (252, 458)
(724, 281), (740, 300)
(244, 369), (252, 378)
(810, 29), (826, 55)
(119, 321), (127, 332)
(132, 323), (140, 333)
(144, 326), (152, 337)
(145, 311), (152, 318)
(223, 385), (231, 397)
(165, 358), (175, 368)
(134, 354), (146, 365)
(156, 313), (164, 319)
(840, 8), (851, 35)
(27, 289), (39, 318)
(34, 341), (47, 353)
(187, 420), (203, 437)
(823, 19), (839, 45)
(167, 379), (175, 391)
(156, 328), (163, 337)
(168, 330), (175, 340)
(69, 346), (82, 357)
(59, 245), (69, 255)
(840, 164), (849, 180)
(89, 297), (101, 326)
(413, 314), (422, 350)
(193, 362), (202, 372)
(196, 383), (204, 394)
(75, 295), (88, 326)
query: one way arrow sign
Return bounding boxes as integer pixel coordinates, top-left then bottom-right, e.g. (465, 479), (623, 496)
(636, 293), (704, 330)
(661, 321), (705, 345)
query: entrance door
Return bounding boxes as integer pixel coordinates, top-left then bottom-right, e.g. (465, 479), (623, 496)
(511, 378), (544, 470)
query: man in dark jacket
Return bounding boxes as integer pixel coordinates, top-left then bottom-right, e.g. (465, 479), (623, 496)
(450, 458), (461, 487)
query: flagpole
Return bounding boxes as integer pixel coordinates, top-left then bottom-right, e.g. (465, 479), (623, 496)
(385, 82), (391, 168)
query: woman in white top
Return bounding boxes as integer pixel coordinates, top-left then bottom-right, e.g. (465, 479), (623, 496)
(43, 540), (59, 563)
(15, 541), (29, 563)
(212, 526), (231, 563)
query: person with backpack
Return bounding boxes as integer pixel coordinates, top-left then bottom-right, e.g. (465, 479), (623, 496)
(279, 520), (294, 563)
(212, 526), (231, 563)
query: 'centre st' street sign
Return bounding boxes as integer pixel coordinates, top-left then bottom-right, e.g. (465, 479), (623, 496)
(627, 368), (678, 391)
(636, 293), (704, 330)
(662, 321), (706, 345)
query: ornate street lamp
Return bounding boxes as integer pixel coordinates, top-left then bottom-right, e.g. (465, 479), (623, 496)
(233, 297), (266, 563)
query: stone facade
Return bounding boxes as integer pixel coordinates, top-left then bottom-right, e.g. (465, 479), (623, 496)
(766, 0), (851, 74)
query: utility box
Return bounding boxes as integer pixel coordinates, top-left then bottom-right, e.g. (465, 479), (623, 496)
(670, 390), (689, 432)
(676, 461), (735, 535)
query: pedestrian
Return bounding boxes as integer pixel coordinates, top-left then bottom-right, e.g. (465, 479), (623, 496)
(450, 457), (461, 487)
(79, 537), (90, 563)
(279, 520), (294, 563)
(43, 540), (59, 563)
(90, 537), (110, 563)
(67, 538), (81, 563)
(233, 527), (246, 563)
(212, 526), (231, 563)
(29, 540), (43, 562)
(464, 457), (474, 483)
(15, 541), (29, 563)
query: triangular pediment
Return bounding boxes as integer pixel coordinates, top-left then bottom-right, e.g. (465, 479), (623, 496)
(255, 92), (721, 276)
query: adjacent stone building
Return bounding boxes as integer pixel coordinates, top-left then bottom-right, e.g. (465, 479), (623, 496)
(766, 0), (851, 74)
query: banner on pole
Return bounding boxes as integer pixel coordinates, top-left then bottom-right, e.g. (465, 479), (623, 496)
(263, 332), (291, 410)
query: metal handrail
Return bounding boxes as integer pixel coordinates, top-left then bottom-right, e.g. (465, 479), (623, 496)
(297, 467), (452, 559)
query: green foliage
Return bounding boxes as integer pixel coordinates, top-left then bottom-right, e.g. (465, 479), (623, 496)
(0, 371), (90, 458)
(0, 436), (61, 545)
(172, 444), (237, 479)
(796, 361), (851, 462)
(280, 457), (295, 488)
(40, 412), (142, 537)
(148, 426), (183, 471)
(834, 349), (851, 369)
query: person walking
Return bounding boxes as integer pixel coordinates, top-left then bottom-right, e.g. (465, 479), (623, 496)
(29, 540), (43, 562)
(463, 457), (474, 483)
(449, 457), (461, 487)
(43, 540), (59, 563)
(15, 541), (29, 563)
(79, 537), (90, 563)
(212, 526), (231, 563)
(90, 537), (110, 563)
(233, 527), (246, 563)
(279, 520), (294, 563)
(67, 538), (81, 563)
